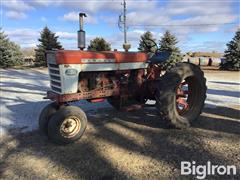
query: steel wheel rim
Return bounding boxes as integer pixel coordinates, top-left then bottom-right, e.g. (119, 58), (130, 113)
(60, 116), (81, 138)
(176, 78), (192, 115)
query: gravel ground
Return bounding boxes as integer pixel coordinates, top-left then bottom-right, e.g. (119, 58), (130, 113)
(0, 67), (239, 179)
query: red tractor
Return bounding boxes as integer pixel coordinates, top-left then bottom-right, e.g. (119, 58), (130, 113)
(39, 13), (206, 144)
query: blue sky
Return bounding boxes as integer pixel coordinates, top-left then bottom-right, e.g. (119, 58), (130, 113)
(1, 0), (239, 53)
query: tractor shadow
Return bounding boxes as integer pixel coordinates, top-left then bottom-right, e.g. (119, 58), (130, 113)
(89, 106), (169, 129)
(207, 89), (240, 98)
(0, 69), (49, 94)
(209, 81), (240, 86)
(0, 68), (49, 81)
(91, 104), (240, 136)
(193, 106), (240, 135)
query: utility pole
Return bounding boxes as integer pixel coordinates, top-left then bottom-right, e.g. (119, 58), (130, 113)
(121, 0), (131, 52)
(123, 0), (127, 44)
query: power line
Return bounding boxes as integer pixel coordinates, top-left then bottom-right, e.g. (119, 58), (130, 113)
(128, 22), (237, 27)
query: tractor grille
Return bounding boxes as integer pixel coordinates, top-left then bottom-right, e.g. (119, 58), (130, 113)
(48, 63), (62, 93)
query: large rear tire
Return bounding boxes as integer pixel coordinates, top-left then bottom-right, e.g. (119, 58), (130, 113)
(48, 106), (87, 145)
(155, 62), (207, 128)
(39, 102), (58, 135)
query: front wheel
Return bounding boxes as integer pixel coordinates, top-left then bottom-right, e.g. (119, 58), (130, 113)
(155, 63), (207, 128)
(48, 106), (87, 145)
(39, 102), (59, 135)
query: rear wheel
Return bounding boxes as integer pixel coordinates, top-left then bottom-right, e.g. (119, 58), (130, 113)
(39, 102), (58, 135)
(48, 106), (87, 145)
(155, 63), (207, 128)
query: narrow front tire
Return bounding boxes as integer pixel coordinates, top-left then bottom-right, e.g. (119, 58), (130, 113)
(39, 102), (59, 135)
(48, 106), (87, 145)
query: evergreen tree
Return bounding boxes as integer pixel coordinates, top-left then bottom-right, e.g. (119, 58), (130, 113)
(138, 31), (157, 53)
(159, 30), (182, 69)
(87, 37), (111, 51)
(35, 26), (63, 66)
(0, 28), (23, 68)
(220, 29), (240, 71)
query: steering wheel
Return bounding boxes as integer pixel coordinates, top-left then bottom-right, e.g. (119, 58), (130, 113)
(142, 38), (158, 53)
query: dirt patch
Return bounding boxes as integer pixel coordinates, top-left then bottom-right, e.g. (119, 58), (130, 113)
(0, 105), (239, 179)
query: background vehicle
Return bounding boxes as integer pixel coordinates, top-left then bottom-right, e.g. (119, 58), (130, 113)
(39, 13), (207, 145)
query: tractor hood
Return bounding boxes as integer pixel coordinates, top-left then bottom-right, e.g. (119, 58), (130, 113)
(50, 50), (148, 64)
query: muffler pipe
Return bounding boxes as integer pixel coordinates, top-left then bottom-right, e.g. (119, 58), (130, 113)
(78, 13), (87, 50)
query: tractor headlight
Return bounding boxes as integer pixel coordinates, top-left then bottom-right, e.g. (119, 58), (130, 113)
(65, 69), (78, 76)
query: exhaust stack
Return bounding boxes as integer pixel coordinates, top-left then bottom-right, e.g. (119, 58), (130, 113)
(78, 13), (87, 50)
